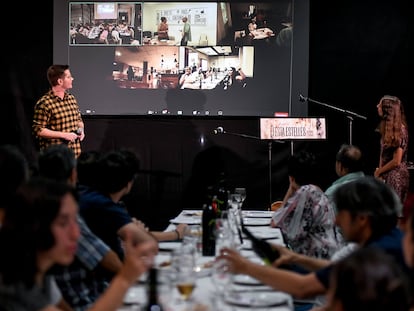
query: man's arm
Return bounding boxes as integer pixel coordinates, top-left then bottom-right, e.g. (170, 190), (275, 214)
(99, 249), (122, 273)
(150, 223), (187, 241)
(86, 236), (157, 311)
(219, 247), (326, 299)
(38, 128), (78, 142)
(56, 298), (74, 311)
(118, 222), (159, 254)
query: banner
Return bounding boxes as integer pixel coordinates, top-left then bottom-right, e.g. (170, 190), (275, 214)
(260, 118), (326, 140)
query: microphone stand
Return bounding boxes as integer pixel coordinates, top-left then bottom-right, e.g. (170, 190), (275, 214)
(217, 129), (283, 209)
(300, 95), (367, 145)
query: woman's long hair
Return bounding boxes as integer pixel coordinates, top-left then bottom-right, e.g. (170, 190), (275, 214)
(0, 177), (76, 288)
(378, 95), (404, 148)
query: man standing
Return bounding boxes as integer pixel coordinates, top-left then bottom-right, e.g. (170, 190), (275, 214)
(180, 16), (191, 46)
(33, 64), (85, 158)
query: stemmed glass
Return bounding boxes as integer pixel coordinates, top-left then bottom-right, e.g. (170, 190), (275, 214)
(234, 187), (247, 204)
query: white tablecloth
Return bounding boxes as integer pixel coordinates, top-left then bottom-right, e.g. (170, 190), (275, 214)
(119, 210), (293, 310)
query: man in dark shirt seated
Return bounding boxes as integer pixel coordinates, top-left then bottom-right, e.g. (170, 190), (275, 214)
(219, 176), (407, 305)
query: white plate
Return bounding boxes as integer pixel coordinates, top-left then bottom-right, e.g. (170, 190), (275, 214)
(233, 274), (262, 285)
(180, 210), (202, 217)
(224, 291), (290, 308)
(242, 218), (271, 226)
(247, 227), (282, 240)
(243, 210), (273, 218)
(169, 216), (201, 225)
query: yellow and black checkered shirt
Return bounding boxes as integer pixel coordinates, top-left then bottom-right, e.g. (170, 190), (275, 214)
(33, 90), (83, 157)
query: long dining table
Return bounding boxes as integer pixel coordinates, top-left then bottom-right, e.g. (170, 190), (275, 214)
(118, 209), (294, 311)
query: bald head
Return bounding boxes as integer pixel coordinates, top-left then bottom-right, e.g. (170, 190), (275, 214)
(335, 144), (363, 175)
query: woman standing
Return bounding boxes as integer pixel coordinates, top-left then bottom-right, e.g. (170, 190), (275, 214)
(157, 17), (169, 40)
(374, 95), (409, 205)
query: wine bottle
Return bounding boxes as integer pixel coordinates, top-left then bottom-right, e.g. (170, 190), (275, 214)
(202, 203), (216, 256)
(241, 225), (280, 265)
(144, 267), (163, 311)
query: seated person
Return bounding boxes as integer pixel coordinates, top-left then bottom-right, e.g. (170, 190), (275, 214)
(247, 15), (258, 37)
(0, 144), (30, 225)
(271, 150), (343, 259)
(179, 66), (195, 88)
(77, 149), (187, 262)
(219, 177), (407, 306)
(221, 67), (247, 90)
(0, 177), (157, 311)
(326, 247), (410, 311)
(276, 22), (293, 47)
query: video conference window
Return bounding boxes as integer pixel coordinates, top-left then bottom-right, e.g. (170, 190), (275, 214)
(65, 1), (296, 116)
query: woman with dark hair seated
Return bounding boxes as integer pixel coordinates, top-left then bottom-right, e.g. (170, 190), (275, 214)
(0, 177), (156, 311)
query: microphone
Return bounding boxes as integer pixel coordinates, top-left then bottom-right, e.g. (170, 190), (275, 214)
(213, 126), (225, 134)
(73, 128), (83, 137)
(299, 94), (307, 102)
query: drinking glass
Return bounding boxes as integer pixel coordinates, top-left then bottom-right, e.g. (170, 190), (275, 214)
(182, 224), (202, 255)
(175, 268), (196, 302)
(214, 216), (234, 256)
(171, 244), (197, 305)
(228, 193), (242, 209)
(234, 187), (247, 203)
(211, 258), (232, 299)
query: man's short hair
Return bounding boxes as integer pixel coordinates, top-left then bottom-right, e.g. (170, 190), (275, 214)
(335, 144), (363, 172)
(38, 144), (76, 182)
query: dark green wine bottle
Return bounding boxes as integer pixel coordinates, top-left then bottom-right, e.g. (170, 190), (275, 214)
(202, 203), (216, 256)
(145, 267), (163, 311)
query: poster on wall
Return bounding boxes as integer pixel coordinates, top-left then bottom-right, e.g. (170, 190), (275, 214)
(260, 118), (326, 140)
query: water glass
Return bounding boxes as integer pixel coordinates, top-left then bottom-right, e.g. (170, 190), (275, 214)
(182, 224), (202, 255)
(211, 258), (232, 298)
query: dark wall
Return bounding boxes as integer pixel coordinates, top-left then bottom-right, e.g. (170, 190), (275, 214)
(3, 0), (413, 230)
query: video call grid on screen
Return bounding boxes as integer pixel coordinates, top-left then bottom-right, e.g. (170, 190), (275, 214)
(56, 0), (308, 117)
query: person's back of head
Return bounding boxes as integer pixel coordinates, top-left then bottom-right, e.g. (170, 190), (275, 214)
(77, 150), (102, 189)
(335, 144), (363, 173)
(287, 150), (317, 185)
(37, 144), (76, 185)
(95, 149), (139, 195)
(0, 144), (30, 203)
(334, 176), (400, 238)
(329, 247), (409, 311)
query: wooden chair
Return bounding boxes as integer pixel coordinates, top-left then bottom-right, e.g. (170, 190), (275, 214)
(270, 200), (283, 211)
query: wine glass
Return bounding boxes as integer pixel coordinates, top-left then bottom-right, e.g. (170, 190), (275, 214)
(234, 187), (247, 204)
